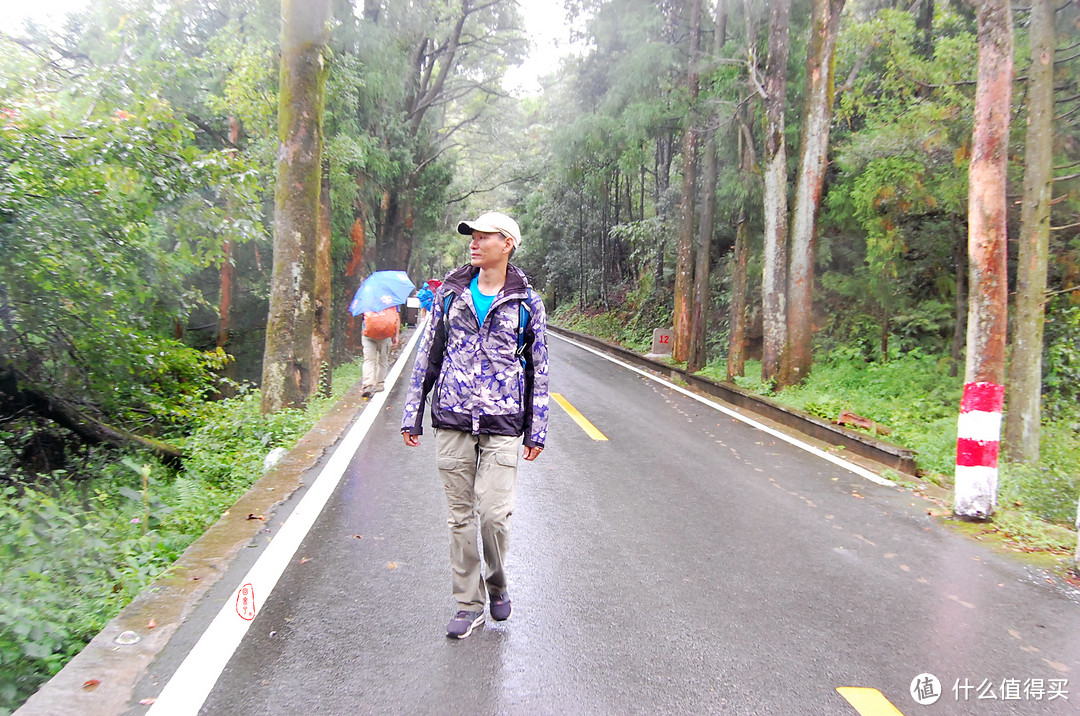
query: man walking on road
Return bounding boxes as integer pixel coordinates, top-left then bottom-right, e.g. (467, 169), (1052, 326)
(360, 306), (399, 399)
(401, 211), (549, 639)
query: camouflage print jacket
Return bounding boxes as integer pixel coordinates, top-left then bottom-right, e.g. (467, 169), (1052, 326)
(400, 264), (549, 448)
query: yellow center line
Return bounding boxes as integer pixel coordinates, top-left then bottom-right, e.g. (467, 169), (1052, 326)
(551, 393), (608, 441)
(837, 688), (906, 716)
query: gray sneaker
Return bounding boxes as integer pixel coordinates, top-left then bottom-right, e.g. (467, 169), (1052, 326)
(489, 593), (511, 621)
(446, 610), (484, 639)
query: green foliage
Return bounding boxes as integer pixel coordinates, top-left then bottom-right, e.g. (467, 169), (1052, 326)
(1043, 301), (1080, 420)
(0, 477), (175, 711)
(0, 361), (363, 713)
(0, 20), (268, 437)
(177, 387), (311, 492)
(551, 280), (672, 353)
(999, 460), (1080, 528)
(746, 352), (962, 472)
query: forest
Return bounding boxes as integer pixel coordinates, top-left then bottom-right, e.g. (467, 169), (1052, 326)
(1, 0), (1079, 710)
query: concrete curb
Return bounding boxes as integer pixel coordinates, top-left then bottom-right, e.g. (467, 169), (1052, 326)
(15, 336), (414, 716)
(550, 325), (920, 476)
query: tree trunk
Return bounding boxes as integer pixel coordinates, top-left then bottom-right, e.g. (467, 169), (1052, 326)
(578, 198), (585, 309)
(217, 240), (235, 349)
(0, 362), (183, 463)
(674, 0), (701, 366)
(374, 2), (471, 271)
(343, 214), (367, 356)
(654, 133), (675, 290)
(917, 0), (934, 60)
(880, 309), (889, 360)
(1004, 0), (1052, 463)
(218, 116), (241, 354)
(761, 0), (791, 384)
(312, 163), (333, 397)
(717, 0), (727, 48)
(782, 0), (845, 387)
(261, 0), (331, 413)
(689, 0), (726, 373)
(951, 225), (967, 378)
(727, 211), (750, 380)
(730, 5), (759, 381)
(954, 0), (1012, 520)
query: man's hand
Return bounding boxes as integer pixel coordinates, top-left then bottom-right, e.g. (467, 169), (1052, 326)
(403, 432), (420, 447)
(523, 445), (543, 462)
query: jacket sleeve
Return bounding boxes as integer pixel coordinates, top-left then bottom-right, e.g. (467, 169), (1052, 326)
(400, 290), (448, 435)
(521, 290), (549, 448)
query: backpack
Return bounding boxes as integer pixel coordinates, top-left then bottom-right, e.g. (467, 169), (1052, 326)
(442, 289), (532, 363)
(363, 307), (398, 339)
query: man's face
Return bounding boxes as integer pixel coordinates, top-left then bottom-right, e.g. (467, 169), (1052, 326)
(469, 230), (513, 269)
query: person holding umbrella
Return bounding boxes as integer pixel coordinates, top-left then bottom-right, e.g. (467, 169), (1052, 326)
(360, 306), (398, 398)
(348, 271), (414, 399)
(401, 211), (549, 639)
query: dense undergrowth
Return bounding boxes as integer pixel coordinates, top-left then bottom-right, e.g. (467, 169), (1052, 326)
(0, 361), (363, 714)
(552, 303), (1080, 554)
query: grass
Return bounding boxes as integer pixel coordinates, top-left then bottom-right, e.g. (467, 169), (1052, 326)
(0, 359), (365, 714)
(550, 290), (672, 353)
(714, 353), (966, 479)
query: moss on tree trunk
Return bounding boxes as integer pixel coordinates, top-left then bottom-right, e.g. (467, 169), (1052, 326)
(261, 0), (331, 413)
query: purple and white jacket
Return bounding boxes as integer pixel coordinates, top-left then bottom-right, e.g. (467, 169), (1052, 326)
(400, 264), (549, 448)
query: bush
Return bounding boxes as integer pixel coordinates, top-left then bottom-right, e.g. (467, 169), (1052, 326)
(999, 462), (1080, 527)
(1043, 301), (1080, 420)
(0, 482), (165, 711)
(551, 286), (672, 353)
(738, 352), (963, 474)
(0, 360), (363, 714)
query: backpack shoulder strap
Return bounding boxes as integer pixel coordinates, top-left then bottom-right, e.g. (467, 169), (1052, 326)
(515, 288), (533, 358)
(441, 291), (456, 333)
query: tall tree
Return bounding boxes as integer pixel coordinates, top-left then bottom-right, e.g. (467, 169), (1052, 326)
(688, 0), (728, 374)
(1004, 0), (1053, 462)
(729, 1), (762, 381)
(954, 0), (1012, 520)
(312, 165), (333, 398)
(217, 116), (241, 354)
(261, 0), (331, 413)
(760, 0), (791, 383)
(366, 0), (524, 271)
(674, 0), (703, 364)
(783, 0), (846, 386)
(728, 109), (756, 380)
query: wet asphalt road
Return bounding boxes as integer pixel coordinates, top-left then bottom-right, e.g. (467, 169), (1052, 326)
(146, 335), (1080, 715)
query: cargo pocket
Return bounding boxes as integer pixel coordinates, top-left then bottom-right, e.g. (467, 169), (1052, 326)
(488, 451), (518, 495)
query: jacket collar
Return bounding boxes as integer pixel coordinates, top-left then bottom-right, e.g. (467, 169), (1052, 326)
(443, 264), (530, 298)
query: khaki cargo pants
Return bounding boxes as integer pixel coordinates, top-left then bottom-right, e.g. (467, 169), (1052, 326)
(435, 429), (522, 612)
(361, 335), (391, 391)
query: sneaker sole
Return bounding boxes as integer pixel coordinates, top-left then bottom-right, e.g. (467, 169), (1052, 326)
(448, 614), (485, 639)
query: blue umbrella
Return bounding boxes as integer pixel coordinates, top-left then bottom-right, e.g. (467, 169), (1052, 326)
(348, 270), (416, 316)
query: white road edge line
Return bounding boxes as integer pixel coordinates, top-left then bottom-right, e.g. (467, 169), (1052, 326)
(146, 322), (426, 715)
(551, 332), (895, 488)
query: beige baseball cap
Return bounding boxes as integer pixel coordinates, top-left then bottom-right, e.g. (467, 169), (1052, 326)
(457, 211), (521, 249)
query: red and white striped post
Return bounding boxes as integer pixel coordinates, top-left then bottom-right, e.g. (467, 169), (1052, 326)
(955, 382), (1004, 518)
